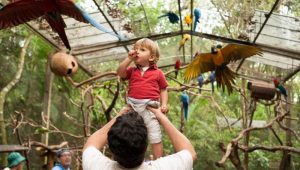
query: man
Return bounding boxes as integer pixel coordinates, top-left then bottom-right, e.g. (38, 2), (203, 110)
(4, 152), (26, 170)
(52, 148), (72, 170)
(82, 107), (196, 169)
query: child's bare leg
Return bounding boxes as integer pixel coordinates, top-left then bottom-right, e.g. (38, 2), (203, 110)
(152, 142), (163, 159)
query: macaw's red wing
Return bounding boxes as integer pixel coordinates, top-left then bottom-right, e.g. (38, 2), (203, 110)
(44, 12), (71, 49)
(221, 44), (263, 64)
(0, 0), (44, 29)
(184, 53), (215, 81)
(56, 0), (87, 23)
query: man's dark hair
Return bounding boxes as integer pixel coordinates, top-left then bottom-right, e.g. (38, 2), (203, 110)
(108, 111), (148, 168)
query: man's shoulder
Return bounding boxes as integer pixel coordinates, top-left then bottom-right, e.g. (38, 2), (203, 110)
(83, 146), (117, 169)
(148, 150), (193, 169)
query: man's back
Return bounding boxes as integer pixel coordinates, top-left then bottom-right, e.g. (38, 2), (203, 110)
(82, 147), (193, 170)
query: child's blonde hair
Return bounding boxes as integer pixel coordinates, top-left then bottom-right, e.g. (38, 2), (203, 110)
(134, 38), (160, 64)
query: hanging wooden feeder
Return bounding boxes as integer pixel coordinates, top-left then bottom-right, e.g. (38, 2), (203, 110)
(247, 80), (276, 100)
(50, 52), (78, 77)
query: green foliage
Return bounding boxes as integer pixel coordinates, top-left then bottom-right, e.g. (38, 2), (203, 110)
(117, 0), (179, 36)
(248, 150), (270, 169)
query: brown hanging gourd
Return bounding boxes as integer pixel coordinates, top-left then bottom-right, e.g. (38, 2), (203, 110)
(50, 52), (78, 76)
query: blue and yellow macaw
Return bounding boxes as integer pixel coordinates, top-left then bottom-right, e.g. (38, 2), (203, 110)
(197, 74), (204, 93)
(193, 8), (201, 31)
(178, 34), (191, 51)
(209, 71), (215, 93)
(184, 44), (263, 94)
(184, 14), (192, 26)
(181, 91), (189, 120)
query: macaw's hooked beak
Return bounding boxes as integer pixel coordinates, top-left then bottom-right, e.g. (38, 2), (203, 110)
(211, 46), (217, 54)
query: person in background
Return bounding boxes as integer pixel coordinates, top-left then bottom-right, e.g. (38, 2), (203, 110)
(52, 148), (72, 170)
(3, 152), (26, 170)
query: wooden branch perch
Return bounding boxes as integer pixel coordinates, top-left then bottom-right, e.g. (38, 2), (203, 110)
(29, 141), (68, 151)
(239, 145), (300, 154)
(65, 72), (117, 88)
(216, 111), (289, 166)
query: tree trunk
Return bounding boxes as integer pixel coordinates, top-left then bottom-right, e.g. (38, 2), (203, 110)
(0, 35), (32, 165)
(279, 85), (292, 170)
(241, 78), (249, 170)
(82, 88), (93, 136)
(41, 54), (54, 168)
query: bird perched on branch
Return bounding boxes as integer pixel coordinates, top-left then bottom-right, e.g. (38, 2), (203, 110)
(0, 0), (122, 50)
(197, 74), (204, 93)
(193, 8), (201, 31)
(180, 91), (189, 120)
(174, 59), (181, 79)
(184, 14), (192, 26)
(158, 11), (179, 24)
(209, 71), (215, 93)
(34, 127), (50, 134)
(273, 78), (287, 99)
(178, 34), (191, 51)
(184, 44), (263, 94)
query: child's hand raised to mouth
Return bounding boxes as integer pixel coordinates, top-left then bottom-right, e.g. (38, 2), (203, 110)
(128, 50), (138, 60)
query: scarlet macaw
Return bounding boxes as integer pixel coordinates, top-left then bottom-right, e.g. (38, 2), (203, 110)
(0, 0), (121, 50)
(174, 59), (181, 79)
(273, 78), (287, 98)
(184, 44), (263, 94)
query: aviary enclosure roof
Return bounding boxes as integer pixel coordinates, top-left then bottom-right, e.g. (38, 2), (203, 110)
(24, 0), (300, 82)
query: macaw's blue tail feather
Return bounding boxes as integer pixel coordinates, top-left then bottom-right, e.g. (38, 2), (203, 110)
(183, 102), (189, 120)
(75, 4), (124, 40)
(158, 14), (168, 18)
(158, 12), (179, 24)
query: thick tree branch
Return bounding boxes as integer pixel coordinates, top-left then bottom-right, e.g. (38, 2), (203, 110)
(239, 145), (300, 154)
(217, 111), (289, 166)
(0, 35), (32, 163)
(65, 72), (117, 88)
